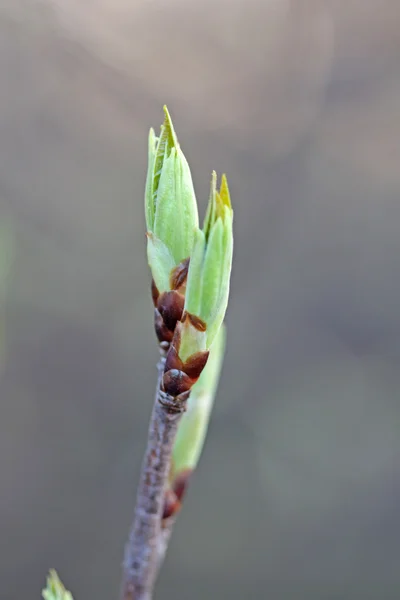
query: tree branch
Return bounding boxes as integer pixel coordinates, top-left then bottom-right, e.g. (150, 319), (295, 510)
(120, 353), (187, 600)
(156, 516), (176, 573)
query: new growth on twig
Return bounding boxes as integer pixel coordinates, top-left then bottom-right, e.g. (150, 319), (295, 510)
(121, 107), (234, 599)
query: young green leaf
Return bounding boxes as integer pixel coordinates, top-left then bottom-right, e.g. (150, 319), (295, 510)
(42, 570), (73, 600)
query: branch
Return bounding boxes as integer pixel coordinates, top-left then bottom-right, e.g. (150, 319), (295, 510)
(120, 352), (187, 600)
(156, 516), (176, 572)
(120, 106), (233, 599)
(154, 323), (226, 578)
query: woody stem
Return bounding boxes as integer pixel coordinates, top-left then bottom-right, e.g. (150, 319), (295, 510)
(156, 516), (176, 573)
(120, 352), (187, 600)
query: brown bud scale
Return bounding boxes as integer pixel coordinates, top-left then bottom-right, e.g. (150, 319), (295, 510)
(157, 291), (185, 332)
(170, 258), (190, 291)
(163, 369), (193, 397)
(172, 468), (193, 502)
(162, 489), (181, 520)
(182, 311), (207, 332)
(164, 344), (184, 373)
(154, 308), (174, 344)
(182, 350), (210, 380)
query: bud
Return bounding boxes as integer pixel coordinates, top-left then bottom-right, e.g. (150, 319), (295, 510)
(145, 106), (198, 296)
(42, 570), (73, 600)
(179, 171), (233, 359)
(161, 173), (233, 399)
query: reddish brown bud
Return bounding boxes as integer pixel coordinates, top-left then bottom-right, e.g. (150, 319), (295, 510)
(163, 369), (193, 396)
(182, 311), (207, 332)
(162, 469), (192, 520)
(170, 258), (190, 291)
(154, 308), (174, 344)
(172, 469), (192, 503)
(162, 489), (181, 520)
(157, 291), (185, 332)
(182, 350), (210, 380)
(164, 343), (184, 373)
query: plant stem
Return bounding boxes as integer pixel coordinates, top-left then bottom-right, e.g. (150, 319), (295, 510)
(120, 353), (187, 600)
(156, 516), (176, 572)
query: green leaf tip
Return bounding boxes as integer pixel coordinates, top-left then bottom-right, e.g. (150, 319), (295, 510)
(219, 173), (231, 209)
(162, 105), (179, 150)
(204, 171), (232, 240)
(145, 107), (199, 291)
(42, 570), (74, 600)
(181, 170), (233, 355)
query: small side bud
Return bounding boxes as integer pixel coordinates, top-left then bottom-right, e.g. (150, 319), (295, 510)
(42, 570), (73, 600)
(163, 369), (193, 397)
(157, 290), (185, 332)
(162, 488), (181, 520)
(154, 308), (174, 344)
(162, 468), (192, 521)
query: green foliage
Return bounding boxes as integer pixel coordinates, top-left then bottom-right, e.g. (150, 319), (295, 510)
(183, 172), (233, 350)
(145, 106), (199, 292)
(42, 570), (73, 600)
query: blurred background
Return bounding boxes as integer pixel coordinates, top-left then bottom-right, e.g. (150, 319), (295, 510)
(1, 1), (400, 598)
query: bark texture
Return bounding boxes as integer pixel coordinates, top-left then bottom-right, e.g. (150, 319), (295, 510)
(120, 357), (186, 600)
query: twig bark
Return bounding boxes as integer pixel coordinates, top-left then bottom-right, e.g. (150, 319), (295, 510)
(156, 516), (176, 572)
(120, 353), (187, 600)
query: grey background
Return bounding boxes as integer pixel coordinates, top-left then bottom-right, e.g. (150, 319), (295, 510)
(1, 1), (400, 598)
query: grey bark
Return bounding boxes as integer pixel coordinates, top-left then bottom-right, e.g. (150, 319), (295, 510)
(120, 356), (186, 600)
